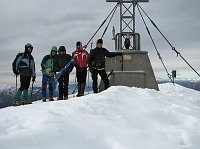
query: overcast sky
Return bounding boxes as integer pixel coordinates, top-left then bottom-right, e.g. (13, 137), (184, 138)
(0, 0), (200, 80)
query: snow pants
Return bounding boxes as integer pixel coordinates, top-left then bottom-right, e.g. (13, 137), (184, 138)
(42, 74), (54, 97)
(19, 75), (31, 91)
(91, 68), (109, 93)
(76, 67), (87, 84)
(58, 73), (69, 99)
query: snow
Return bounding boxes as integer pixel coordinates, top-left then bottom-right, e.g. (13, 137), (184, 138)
(0, 83), (200, 149)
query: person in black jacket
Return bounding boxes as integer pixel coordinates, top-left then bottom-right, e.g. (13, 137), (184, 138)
(88, 39), (122, 93)
(53, 46), (72, 100)
(12, 43), (36, 105)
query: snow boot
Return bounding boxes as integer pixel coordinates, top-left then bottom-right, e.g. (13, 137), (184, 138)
(77, 84), (81, 97)
(21, 90), (29, 105)
(42, 96), (47, 102)
(77, 83), (86, 97)
(80, 83), (86, 96)
(49, 97), (54, 101)
(14, 90), (22, 106)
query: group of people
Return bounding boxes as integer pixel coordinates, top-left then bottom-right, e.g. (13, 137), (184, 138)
(12, 39), (122, 106)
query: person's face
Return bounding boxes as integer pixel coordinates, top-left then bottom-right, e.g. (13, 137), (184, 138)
(60, 50), (65, 55)
(96, 43), (102, 48)
(77, 43), (82, 50)
(51, 51), (56, 56)
(27, 47), (33, 54)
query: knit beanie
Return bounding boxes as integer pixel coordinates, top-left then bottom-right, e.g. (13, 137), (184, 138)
(97, 39), (103, 44)
(58, 46), (66, 52)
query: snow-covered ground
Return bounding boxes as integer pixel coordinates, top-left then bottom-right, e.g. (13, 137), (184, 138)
(0, 83), (200, 149)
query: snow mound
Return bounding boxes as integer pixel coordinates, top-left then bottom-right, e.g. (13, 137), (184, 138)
(0, 83), (200, 149)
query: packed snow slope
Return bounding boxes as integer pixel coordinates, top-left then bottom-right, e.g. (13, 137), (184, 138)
(0, 83), (200, 149)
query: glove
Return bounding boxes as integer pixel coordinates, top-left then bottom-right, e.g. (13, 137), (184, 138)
(45, 68), (52, 73)
(53, 67), (59, 73)
(32, 76), (36, 82)
(14, 71), (20, 76)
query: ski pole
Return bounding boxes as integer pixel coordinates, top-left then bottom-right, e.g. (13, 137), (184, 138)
(71, 74), (77, 96)
(31, 83), (48, 98)
(30, 81), (34, 98)
(15, 75), (18, 92)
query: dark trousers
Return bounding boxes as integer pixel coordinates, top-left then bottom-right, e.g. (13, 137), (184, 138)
(58, 73), (69, 98)
(76, 67), (87, 84)
(19, 75), (31, 91)
(91, 68), (109, 93)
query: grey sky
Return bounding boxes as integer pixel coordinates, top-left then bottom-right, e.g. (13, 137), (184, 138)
(0, 0), (200, 80)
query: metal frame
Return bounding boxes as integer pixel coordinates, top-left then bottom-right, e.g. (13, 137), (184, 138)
(107, 0), (149, 50)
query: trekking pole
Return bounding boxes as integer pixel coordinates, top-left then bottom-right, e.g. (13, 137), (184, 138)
(71, 74), (77, 96)
(31, 83), (48, 98)
(30, 81), (34, 99)
(86, 67), (90, 95)
(15, 75), (18, 92)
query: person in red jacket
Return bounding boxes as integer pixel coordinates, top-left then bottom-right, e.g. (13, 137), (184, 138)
(72, 41), (89, 97)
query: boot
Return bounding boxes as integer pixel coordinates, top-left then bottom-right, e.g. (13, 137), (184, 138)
(49, 97), (54, 101)
(15, 90), (22, 101)
(77, 84), (81, 97)
(21, 90), (29, 105)
(14, 90), (22, 106)
(42, 96), (47, 102)
(57, 96), (63, 100)
(80, 83), (86, 96)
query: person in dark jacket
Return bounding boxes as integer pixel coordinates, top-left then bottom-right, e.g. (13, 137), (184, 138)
(12, 43), (36, 105)
(88, 39), (122, 93)
(53, 46), (72, 100)
(41, 46), (57, 102)
(72, 41), (89, 97)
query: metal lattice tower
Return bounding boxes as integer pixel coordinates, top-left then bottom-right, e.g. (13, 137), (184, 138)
(107, 0), (149, 50)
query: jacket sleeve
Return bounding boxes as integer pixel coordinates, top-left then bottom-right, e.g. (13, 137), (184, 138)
(68, 54), (72, 62)
(31, 56), (36, 78)
(12, 53), (22, 73)
(53, 55), (59, 72)
(41, 55), (49, 70)
(104, 48), (117, 58)
(87, 50), (93, 68)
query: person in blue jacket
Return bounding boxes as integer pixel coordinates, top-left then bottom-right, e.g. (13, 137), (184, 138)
(12, 43), (36, 105)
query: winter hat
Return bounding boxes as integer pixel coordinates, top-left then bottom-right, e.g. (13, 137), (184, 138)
(58, 46), (66, 52)
(25, 43), (33, 50)
(76, 41), (82, 46)
(51, 46), (57, 52)
(97, 39), (103, 44)
(25, 43), (33, 53)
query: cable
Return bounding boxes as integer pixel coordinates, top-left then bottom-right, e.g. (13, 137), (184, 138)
(101, 4), (118, 39)
(137, 4), (173, 82)
(84, 3), (119, 48)
(137, 4), (200, 77)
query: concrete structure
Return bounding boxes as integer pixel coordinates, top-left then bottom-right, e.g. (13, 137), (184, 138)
(99, 50), (159, 91)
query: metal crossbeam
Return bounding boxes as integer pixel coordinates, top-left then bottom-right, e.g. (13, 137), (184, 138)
(106, 0), (149, 50)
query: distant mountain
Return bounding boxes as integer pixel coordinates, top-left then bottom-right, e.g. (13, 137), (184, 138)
(157, 80), (200, 91)
(0, 80), (199, 109)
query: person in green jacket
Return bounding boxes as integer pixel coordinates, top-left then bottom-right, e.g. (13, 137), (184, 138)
(41, 46), (57, 102)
